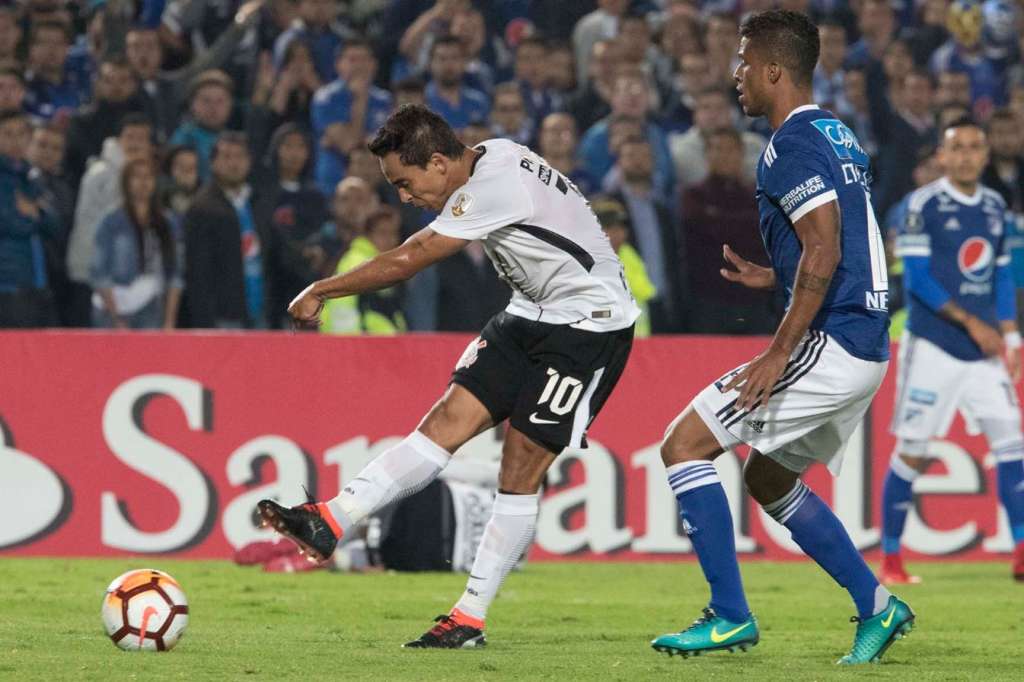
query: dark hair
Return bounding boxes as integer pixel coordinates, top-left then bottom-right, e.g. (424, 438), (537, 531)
(162, 144), (198, 175)
(100, 56), (134, 72)
(516, 36), (547, 53)
(338, 38), (375, 60)
(118, 112), (153, 134)
(393, 76), (425, 95)
(30, 20), (71, 44)
(942, 115), (982, 138)
(367, 104), (465, 167)
(120, 157), (176, 280)
(619, 134), (649, 148)
(988, 107), (1017, 128)
(707, 126), (743, 145)
(267, 122), (312, 177)
(0, 65), (24, 85)
(0, 108), (27, 127)
(739, 9), (820, 88)
(430, 35), (464, 59)
(211, 130), (249, 160)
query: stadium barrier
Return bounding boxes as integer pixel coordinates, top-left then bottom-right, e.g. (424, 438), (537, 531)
(0, 331), (1016, 561)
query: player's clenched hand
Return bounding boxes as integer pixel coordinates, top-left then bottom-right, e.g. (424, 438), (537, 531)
(722, 346), (790, 410)
(720, 244), (776, 290)
(288, 283), (324, 326)
(965, 316), (1004, 357)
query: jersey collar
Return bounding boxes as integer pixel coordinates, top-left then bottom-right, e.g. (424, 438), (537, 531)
(939, 176), (982, 206)
(783, 104), (821, 123)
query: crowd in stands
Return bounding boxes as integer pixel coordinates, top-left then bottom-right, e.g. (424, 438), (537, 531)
(2, 0), (1024, 336)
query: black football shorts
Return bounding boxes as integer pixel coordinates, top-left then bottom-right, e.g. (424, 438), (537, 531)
(452, 312), (634, 454)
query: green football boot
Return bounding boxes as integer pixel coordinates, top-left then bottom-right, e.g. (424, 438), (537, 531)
(651, 608), (759, 658)
(837, 595), (915, 665)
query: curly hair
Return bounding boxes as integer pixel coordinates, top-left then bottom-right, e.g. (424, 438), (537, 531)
(740, 9), (820, 88)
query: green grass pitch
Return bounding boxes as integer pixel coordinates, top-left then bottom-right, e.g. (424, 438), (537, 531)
(1, 558), (1021, 680)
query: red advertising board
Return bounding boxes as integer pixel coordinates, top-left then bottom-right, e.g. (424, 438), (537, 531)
(0, 331), (1015, 561)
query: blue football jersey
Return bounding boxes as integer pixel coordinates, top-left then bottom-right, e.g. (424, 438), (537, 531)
(895, 177), (1013, 360)
(756, 106), (890, 361)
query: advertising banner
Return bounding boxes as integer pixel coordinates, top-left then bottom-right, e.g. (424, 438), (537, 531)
(1, 332), (1015, 561)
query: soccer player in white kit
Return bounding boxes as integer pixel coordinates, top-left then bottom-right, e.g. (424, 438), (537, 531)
(257, 104), (639, 647)
(883, 118), (1024, 584)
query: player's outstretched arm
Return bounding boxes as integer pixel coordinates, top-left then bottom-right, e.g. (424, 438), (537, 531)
(724, 200), (840, 409)
(288, 228), (469, 324)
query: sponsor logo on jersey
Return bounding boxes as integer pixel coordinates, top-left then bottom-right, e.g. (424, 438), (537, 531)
(908, 388), (937, 405)
(746, 419), (765, 433)
(958, 236), (995, 282)
(780, 175), (826, 214)
(944, 217), (961, 230)
(810, 119), (868, 166)
(451, 192), (472, 217)
(937, 195), (959, 212)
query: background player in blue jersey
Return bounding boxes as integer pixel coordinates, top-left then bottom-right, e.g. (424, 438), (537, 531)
(884, 119), (1024, 584)
(650, 10), (914, 665)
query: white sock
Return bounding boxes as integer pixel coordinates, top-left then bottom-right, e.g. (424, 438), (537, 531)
(325, 431), (450, 534)
(452, 492), (539, 625)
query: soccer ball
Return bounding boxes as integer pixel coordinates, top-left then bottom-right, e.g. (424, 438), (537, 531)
(101, 569), (189, 651)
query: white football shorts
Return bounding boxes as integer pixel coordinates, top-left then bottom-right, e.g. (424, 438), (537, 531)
(890, 331), (1019, 441)
(690, 330), (888, 475)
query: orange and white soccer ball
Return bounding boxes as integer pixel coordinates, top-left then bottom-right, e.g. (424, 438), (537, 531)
(101, 569), (189, 651)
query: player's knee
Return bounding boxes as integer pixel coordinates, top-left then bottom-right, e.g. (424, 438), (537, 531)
(743, 454), (797, 505)
(660, 410), (717, 466)
(980, 418), (1024, 454)
(894, 439), (929, 473)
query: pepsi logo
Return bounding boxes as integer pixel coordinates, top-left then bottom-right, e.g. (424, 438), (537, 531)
(958, 237), (994, 282)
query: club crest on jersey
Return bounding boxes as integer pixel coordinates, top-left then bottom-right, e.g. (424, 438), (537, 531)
(810, 119), (868, 166)
(451, 192), (473, 217)
(958, 237), (994, 282)
(455, 337), (487, 370)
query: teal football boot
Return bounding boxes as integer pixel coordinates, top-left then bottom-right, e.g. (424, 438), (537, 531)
(837, 595), (915, 665)
(652, 608), (759, 658)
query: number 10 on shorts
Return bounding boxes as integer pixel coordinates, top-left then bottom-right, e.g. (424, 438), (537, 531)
(538, 368), (584, 415)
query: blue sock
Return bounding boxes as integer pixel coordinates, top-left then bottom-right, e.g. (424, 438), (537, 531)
(995, 451), (1024, 544)
(881, 457), (919, 554)
(764, 481), (889, 620)
(666, 461), (750, 623)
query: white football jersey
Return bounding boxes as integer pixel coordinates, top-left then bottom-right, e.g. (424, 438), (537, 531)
(430, 139), (640, 332)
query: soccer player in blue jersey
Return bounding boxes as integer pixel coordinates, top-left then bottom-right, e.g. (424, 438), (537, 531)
(650, 10), (914, 664)
(882, 119), (1024, 584)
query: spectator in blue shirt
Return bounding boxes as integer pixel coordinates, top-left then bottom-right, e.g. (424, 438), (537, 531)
(513, 37), (561, 130)
(312, 39), (393, 195)
(578, 69), (675, 207)
(424, 36), (490, 131)
(169, 70), (235, 182)
(24, 21), (87, 123)
(274, 0), (352, 83)
(488, 82), (532, 145)
(813, 20), (847, 112)
(0, 110), (58, 327)
(845, 0), (897, 69)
